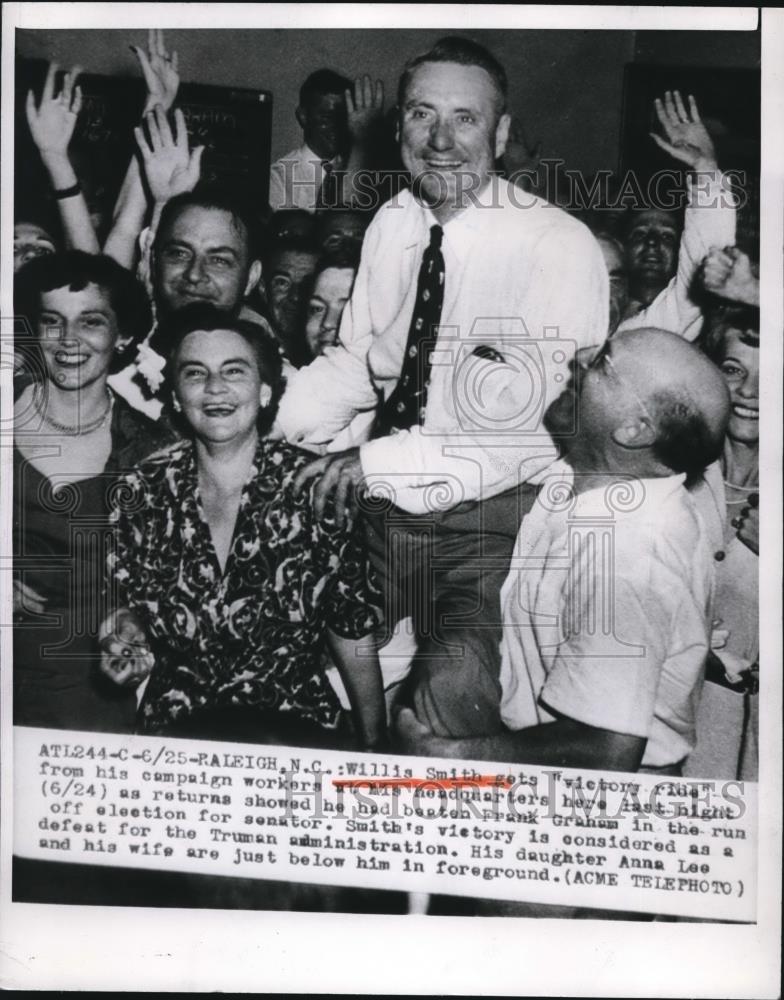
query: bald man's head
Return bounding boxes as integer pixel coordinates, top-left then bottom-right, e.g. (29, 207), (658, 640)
(547, 328), (730, 479)
(620, 329), (729, 476)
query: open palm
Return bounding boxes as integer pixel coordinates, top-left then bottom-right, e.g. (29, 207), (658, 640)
(650, 90), (716, 171)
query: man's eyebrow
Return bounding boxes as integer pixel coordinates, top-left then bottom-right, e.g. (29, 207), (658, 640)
(221, 357), (253, 366)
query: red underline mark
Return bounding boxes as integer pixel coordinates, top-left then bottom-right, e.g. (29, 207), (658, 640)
(332, 776), (514, 791)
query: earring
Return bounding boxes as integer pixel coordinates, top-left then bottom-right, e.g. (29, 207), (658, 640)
(172, 396), (182, 413)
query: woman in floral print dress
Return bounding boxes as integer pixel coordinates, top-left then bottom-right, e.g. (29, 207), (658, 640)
(100, 304), (386, 748)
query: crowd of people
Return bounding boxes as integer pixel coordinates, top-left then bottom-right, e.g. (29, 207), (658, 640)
(13, 33), (761, 794)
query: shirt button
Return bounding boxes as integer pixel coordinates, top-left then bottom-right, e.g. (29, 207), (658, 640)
(714, 550), (726, 562)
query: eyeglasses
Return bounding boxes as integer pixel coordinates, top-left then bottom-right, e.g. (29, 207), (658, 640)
(579, 341), (656, 429)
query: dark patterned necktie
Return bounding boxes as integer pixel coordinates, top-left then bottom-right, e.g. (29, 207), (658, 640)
(373, 223), (445, 437)
(317, 161), (338, 209)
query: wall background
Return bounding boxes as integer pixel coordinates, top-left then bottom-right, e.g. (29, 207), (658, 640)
(16, 27), (760, 181)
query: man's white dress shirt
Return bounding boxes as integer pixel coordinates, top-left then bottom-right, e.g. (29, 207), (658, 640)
(268, 143), (343, 214)
(277, 177), (609, 513)
(498, 464), (714, 769)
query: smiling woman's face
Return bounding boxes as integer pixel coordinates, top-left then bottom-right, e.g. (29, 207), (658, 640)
(37, 283), (122, 392)
(718, 327), (759, 446)
(173, 328), (265, 445)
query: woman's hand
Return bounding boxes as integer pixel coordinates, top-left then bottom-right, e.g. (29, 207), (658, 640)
(131, 28), (180, 115)
(135, 104), (204, 205)
(25, 62), (82, 161)
(99, 608), (154, 687)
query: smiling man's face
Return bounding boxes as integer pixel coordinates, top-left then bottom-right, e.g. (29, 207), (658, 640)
(154, 206), (260, 317)
(399, 61), (509, 223)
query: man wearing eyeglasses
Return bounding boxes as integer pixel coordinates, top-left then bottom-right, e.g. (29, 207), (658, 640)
(398, 328), (730, 777)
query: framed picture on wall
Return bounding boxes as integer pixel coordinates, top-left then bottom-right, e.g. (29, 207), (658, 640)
(15, 57), (273, 240)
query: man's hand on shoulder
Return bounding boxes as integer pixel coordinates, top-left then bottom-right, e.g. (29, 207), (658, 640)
(293, 447), (364, 526)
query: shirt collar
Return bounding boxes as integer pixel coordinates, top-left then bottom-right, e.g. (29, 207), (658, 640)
(302, 143), (343, 170)
(536, 462), (687, 522)
(406, 175), (501, 261)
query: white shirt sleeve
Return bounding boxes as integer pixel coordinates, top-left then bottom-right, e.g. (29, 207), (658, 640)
(618, 170), (737, 341)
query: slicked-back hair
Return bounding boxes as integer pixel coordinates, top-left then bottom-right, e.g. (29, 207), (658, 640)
(153, 186), (264, 263)
(299, 69), (352, 109)
(397, 36), (508, 114)
(157, 303), (285, 437)
(14, 250), (152, 372)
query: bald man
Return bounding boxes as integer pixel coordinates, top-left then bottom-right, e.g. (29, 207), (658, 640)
(398, 329), (730, 776)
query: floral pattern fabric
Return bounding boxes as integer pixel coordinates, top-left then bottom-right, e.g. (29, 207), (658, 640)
(108, 437), (379, 733)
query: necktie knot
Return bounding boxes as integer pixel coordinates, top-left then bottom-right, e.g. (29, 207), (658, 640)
(429, 224), (443, 250)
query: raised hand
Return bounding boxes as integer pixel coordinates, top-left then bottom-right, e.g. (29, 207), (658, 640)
(650, 90), (717, 172)
(131, 27), (180, 114)
(702, 246), (760, 307)
(345, 75), (384, 145)
(25, 62), (83, 159)
(134, 104), (204, 204)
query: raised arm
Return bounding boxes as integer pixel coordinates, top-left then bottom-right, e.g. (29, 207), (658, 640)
(25, 62), (100, 253)
(619, 90), (736, 339)
(103, 28), (180, 267)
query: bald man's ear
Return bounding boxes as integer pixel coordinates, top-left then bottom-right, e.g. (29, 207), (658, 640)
(245, 260), (263, 299)
(612, 418), (657, 450)
(494, 113), (512, 160)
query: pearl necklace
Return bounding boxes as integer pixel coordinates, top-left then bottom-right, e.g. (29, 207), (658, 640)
(40, 390), (114, 436)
